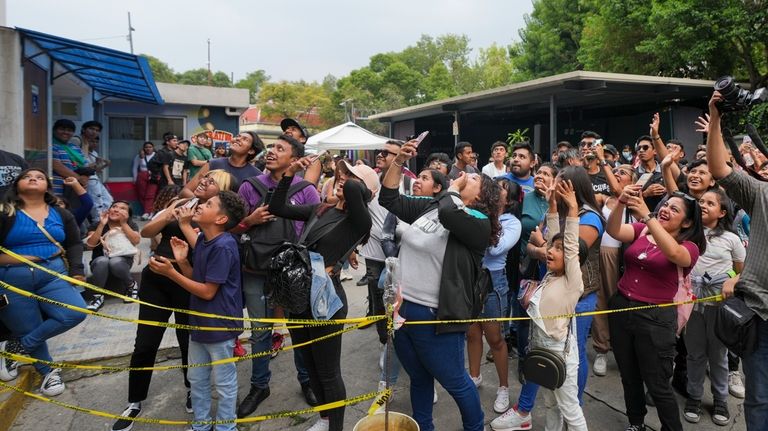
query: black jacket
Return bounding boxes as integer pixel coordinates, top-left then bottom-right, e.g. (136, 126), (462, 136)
(0, 206), (85, 277)
(379, 187), (491, 334)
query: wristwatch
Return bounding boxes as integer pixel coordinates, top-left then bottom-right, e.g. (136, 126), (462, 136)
(640, 213), (654, 223)
(599, 160), (609, 167)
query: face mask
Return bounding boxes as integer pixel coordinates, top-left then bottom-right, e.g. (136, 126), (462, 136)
(622, 151), (633, 160)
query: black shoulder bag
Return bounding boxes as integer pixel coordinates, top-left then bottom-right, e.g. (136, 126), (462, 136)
(522, 318), (572, 390)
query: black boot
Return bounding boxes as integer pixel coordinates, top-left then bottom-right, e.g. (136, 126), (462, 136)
(237, 385), (270, 418)
(301, 383), (318, 406)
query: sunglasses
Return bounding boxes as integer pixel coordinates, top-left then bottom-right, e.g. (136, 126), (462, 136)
(671, 191), (696, 202)
(636, 145), (651, 152)
(378, 150), (396, 157)
(429, 161), (448, 168)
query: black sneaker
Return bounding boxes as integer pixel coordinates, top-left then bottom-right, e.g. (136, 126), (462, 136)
(0, 340), (18, 381)
(486, 349), (494, 363)
(683, 398), (702, 423)
(624, 425), (646, 431)
(112, 402), (142, 431)
(185, 390), (193, 413)
(712, 399), (730, 426)
(124, 281), (139, 303)
(356, 276), (368, 286)
(301, 382), (318, 406)
(237, 385), (270, 418)
(87, 294), (105, 311)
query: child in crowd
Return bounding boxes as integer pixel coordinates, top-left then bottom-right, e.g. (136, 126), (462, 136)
(491, 180), (587, 431)
(149, 191), (246, 431)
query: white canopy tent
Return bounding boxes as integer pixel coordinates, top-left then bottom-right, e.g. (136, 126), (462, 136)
(304, 122), (390, 151)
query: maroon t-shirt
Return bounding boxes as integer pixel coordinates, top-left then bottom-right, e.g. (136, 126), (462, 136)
(617, 223), (700, 304)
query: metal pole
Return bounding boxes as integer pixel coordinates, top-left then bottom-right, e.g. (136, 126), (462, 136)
(549, 95), (557, 158)
(207, 39), (211, 86)
(127, 12), (134, 54)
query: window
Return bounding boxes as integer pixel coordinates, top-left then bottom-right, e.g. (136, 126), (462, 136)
(52, 97), (81, 121)
(108, 117), (145, 178)
(149, 118), (184, 147)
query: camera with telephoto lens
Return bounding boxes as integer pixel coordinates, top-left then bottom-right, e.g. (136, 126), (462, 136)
(714, 76), (767, 112)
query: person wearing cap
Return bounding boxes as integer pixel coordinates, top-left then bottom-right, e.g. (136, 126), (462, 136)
(268, 155), (374, 431)
(71, 121), (113, 221)
(51, 119), (89, 198)
(280, 118), (310, 144)
(153, 132), (180, 189)
(181, 131), (264, 198)
(603, 144), (619, 167)
(187, 132), (213, 179)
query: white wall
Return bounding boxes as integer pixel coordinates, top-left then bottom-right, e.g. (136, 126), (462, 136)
(0, 27), (22, 155)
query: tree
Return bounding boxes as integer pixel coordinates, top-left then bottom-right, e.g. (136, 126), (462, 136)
(475, 44), (518, 90)
(141, 54), (176, 83)
(235, 70), (270, 103)
(176, 69), (232, 87)
(259, 81), (332, 125)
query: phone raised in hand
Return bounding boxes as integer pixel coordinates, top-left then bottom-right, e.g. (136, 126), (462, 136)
(413, 131), (429, 147)
(635, 173), (653, 187)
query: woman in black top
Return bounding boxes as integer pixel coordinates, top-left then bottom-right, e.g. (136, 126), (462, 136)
(111, 169), (237, 431)
(269, 158), (374, 431)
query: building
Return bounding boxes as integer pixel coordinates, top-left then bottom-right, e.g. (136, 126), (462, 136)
(369, 71), (716, 165)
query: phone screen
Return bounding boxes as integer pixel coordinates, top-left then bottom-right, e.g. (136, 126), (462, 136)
(635, 173), (653, 187)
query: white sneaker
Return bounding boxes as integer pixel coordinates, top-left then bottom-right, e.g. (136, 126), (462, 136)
(0, 341), (19, 382)
(493, 386), (510, 413)
(339, 270), (353, 281)
(306, 417), (330, 431)
(470, 373), (483, 388)
(729, 371), (745, 398)
(433, 389), (438, 404)
(379, 346), (385, 371)
(490, 407), (532, 430)
(593, 353), (608, 376)
(41, 368), (65, 396)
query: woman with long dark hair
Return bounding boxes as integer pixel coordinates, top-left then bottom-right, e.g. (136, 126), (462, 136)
(606, 183), (706, 431)
(0, 168), (86, 395)
(111, 169), (237, 431)
(380, 140), (501, 431)
(268, 158), (375, 431)
(466, 178), (522, 414)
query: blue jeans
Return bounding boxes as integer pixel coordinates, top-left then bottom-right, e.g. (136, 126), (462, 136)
(394, 300), (484, 431)
(481, 269), (509, 319)
(188, 338), (238, 431)
(517, 293), (596, 412)
(242, 272), (309, 388)
(574, 292), (597, 405)
(742, 317), (768, 430)
(0, 258), (86, 375)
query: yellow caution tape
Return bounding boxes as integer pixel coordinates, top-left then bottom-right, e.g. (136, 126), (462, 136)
(0, 379), (380, 425)
(367, 387), (393, 416)
(0, 322), (364, 372)
(0, 246), (379, 326)
(400, 294), (722, 325)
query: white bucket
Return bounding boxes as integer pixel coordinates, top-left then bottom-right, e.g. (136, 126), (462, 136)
(353, 412), (420, 431)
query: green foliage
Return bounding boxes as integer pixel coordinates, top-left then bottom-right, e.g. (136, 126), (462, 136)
(235, 70), (270, 103)
(259, 80), (331, 121)
(507, 128), (530, 145)
(141, 54), (176, 83)
(176, 69), (232, 87)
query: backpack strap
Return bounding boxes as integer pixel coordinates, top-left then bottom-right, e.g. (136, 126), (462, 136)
(247, 178), (314, 206)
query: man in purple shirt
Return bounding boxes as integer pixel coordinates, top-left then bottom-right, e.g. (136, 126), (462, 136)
(234, 134), (321, 418)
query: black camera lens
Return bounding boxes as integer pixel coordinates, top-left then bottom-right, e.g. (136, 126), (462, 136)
(714, 76), (739, 98)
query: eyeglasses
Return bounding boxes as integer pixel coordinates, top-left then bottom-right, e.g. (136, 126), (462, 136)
(612, 169), (629, 176)
(636, 145), (651, 152)
(671, 191), (696, 202)
(429, 161), (448, 169)
(579, 141), (592, 147)
(378, 150), (396, 157)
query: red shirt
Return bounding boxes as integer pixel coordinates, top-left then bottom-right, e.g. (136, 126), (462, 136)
(617, 223), (700, 304)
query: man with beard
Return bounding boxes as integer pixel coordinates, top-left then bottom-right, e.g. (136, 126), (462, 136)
(500, 142), (535, 194)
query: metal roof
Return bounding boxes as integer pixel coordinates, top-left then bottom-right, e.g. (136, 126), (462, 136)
(369, 71), (714, 122)
(18, 27), (164, 105)
(156, 82), (249, 108)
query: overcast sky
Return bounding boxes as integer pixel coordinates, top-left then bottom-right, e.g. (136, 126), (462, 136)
(7, 0), (533, 83)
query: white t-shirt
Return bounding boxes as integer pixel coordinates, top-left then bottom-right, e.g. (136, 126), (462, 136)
(691, 229), (746, 277)
(482, 163), (506, 178)
(399, 207), (450, 308)
(601, 204), (635, 248)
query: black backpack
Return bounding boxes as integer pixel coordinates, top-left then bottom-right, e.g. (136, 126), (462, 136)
(240, 178), (314, 273)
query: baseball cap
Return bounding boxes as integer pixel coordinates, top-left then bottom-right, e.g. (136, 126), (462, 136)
(603, 144), (618, 156)
(341, 160), (379, 194)
(280, 118), (310, 138)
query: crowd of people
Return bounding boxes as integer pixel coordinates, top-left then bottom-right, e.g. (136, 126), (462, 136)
(0, 90), (767, 431)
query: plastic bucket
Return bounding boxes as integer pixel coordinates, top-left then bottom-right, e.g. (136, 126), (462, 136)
(353, 412), (420, 431)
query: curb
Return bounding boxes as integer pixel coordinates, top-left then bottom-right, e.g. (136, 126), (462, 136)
(0, 369), (37, 431)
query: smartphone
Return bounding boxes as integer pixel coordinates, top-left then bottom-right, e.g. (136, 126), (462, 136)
(592, 138), (603, 148)
(413, 131), (429, 147)
(309, 150), (328, 163)
(635, 173), (653, 187)
(184, 197), (199, 209)
(262, 189), (274, 206)
(743, 153), (755, 167)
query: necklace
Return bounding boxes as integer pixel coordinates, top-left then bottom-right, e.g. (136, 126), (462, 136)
(638, 236), (657, 260)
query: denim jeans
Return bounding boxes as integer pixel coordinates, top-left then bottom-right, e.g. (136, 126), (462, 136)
(574, 292), (596, 405)
(480, 269), (509, 319)
(242, 272), (309, 388)
(394, 300), (484, 431)
(0, 258), (86, 375)
(188, 338), (238, 431)
(742, 316), (768, 430)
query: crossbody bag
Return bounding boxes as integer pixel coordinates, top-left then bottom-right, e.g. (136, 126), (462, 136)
(20, 209), (69, 271)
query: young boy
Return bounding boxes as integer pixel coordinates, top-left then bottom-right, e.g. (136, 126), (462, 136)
(149, 191), (247, 431)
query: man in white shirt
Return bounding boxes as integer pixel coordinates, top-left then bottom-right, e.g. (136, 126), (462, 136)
(482, 141), (508, 178)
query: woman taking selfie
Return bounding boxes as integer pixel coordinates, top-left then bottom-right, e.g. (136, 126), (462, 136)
(606, 184), (706, 431)
(0, 168), (86, 395)
(379, 140), (501, 431)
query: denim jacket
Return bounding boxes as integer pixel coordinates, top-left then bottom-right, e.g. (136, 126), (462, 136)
(309, 251), (343, 320)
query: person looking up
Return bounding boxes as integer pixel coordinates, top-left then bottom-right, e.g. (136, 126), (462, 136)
(449, 141), (478, 180)
(482, 141), (508, 178)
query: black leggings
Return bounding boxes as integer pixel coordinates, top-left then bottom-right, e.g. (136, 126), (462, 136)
(289, 276), (348, 431)
(128, 265), (191, 403)
(364, 259), (386, 344)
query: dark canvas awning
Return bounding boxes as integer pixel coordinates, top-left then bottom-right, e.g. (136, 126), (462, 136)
(18, 27), (164, 105)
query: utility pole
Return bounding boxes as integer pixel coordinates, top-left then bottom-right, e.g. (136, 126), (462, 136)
(127, 12), (135, 54)
(207, 39), (211, 86)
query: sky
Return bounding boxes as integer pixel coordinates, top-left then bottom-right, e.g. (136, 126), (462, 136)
(7, 0), (534, 83)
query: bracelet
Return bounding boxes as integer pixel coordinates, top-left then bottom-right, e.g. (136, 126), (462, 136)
(237, 222), (248, 230)
(653, 135), (661, 140)
(392, 160), (404, 167)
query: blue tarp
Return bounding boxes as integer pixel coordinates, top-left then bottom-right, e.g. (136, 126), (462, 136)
(18, 27), (164, 105)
